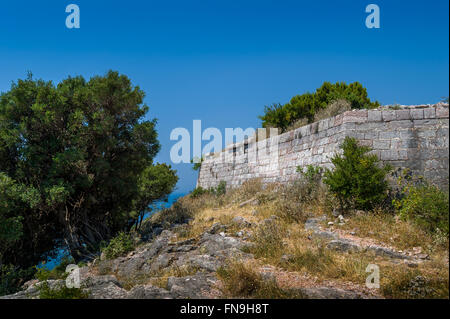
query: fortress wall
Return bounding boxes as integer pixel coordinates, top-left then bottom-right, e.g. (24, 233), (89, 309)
(197, 104), (449, 190)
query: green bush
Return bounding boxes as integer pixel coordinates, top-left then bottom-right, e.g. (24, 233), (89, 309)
(191, 157), (204, 171)
(252, 220), (285, 258)
(0, 264), (35, 296)
(214, 181), (227, 196)
(323, 137), (391, 211)
(101, 232), (135, 259)
(34, 256), (75, 282)
(394, 183), (449, 235)
(259, 82), (379, 132)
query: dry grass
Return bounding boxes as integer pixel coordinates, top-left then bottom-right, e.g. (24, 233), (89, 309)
(284, 99), (351, 132)
(380, 262), (449, 299)
(217, 260), (304, 298)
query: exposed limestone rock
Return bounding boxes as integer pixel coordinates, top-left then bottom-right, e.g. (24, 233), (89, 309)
(326, 239), (362, 252)
(167, 273), (218, 299)
(306, 218), (417, 261)
(82, 275), (128, 299)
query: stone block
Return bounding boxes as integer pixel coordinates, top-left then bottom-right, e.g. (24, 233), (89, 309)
(373, 140), (391, 149)
(396, 109), (411, 120)
(368, 110), (382, 122)
(424, 107), (436, 119)
(436, 105), (449, 118)
(382, 110), (396, 122)
(410, 109), (424, 120)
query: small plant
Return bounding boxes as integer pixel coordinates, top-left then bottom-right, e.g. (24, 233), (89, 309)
(191, 181), (226, 198)
(217, 261), (299, 298)
(150, 201), (193, 228)
(381, 268), (448, 299)
(35, 256), (75, 281)
(297, 165), (323, 199)
(102, 232), (135, 259)
(215, 181), (227, 196)
(38, 281), (89, 299)
(393, 181), (449, 235)
(388, 104), (402, 110)
(0, 264), (35, 296)
(251, 219), (285, 259)
(190, 157), (203, 171)
(297, 164), (322, 185)
(323, 137), (392, 211)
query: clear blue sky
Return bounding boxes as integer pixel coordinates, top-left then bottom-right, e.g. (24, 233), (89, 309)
(0, 0), (448, 193)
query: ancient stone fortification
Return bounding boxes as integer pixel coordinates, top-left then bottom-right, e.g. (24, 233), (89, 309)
(197, 103), (449, 190)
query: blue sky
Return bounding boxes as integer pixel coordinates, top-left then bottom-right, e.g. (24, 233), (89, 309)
(0, 0), (448, 193)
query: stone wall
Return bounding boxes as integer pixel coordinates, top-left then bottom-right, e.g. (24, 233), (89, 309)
(197, 103), (449, 190)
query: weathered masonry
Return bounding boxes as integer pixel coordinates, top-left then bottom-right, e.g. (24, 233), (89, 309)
(197, 103), (449, 190)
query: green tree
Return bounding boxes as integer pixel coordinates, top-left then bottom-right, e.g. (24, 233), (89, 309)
(259, 82), (379, 132)
(0, 71), (176, 267)
(0, 173), (25, 265)
(323, 137), (391, 211)
(259, 103), (289, 132)
(132, 163), (178, 229)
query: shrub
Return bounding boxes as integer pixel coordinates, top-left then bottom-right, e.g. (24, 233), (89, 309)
(35, 256), (75, 281)
(101, 232), (135, 259)
(323, 137), (392, 211)
(271, 167), (325, 222)
(225, 179), (263, 204)
(191, 181), (226, 198)
(252, 220), (285, 258)
(0, 71), (177, 267)
(151, 201), (193, 228)
(297, 164), (322, 185)
(38, 281), (89, 299)
(190, 157), (203, 171)
(381, 269), (448, 299)
(259, 82), (379, 132)
(394, 182), (449, 235)
(190, 187), (208, 198)
(215, 181), (227, 196)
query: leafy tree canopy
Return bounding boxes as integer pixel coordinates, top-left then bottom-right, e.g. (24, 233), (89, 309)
(259, 81), (379, 132)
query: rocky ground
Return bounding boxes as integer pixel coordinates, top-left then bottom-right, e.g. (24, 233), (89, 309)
(3, 207), (437, 300)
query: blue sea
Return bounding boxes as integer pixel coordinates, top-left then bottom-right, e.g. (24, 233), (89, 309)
(40, 192), (186, 270)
